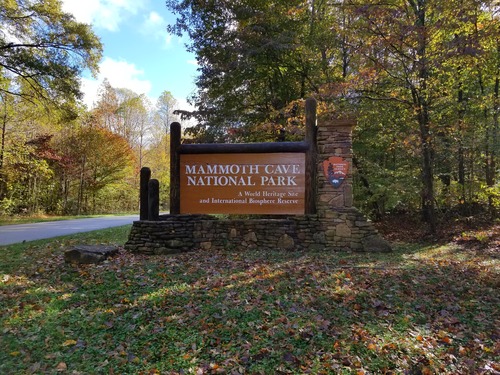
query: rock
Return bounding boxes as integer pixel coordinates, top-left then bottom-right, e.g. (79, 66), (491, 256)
(229, 228), (238, 238)
(64, 245), (119, 264)
(200, 241), (212, 250)
(277, 234), (295, 250)
(362, 236), (392, 252)
(335, 223), (351, 238)
(244, 231), (257, 243)
(166, 240), (184, 248)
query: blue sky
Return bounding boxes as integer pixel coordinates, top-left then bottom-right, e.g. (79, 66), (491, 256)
(61, 0), (198, 111)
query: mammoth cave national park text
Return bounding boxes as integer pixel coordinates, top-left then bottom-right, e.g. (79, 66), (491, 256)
(185, 163), (301, 187)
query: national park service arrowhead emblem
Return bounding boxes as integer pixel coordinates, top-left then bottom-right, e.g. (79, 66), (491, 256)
(323, 156), (349, 188)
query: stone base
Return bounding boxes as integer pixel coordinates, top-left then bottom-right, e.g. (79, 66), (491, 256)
(125, 210), (391, 254)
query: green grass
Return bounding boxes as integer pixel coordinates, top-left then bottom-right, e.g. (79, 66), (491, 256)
(0, 228), (498, 374)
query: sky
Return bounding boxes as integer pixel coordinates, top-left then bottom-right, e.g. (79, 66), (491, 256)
(60, 0), (198, 111)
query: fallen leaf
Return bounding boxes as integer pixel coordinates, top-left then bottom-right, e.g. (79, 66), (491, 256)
(440, 336), (452, 344)
(62, 339), (77, 347)
(56, 362), (67, 372)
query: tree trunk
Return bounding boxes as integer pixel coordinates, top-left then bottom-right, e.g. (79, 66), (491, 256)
(487, 72), (499, 218)
(410, 0), (437, 233)
(0, 97), (7, 200)
(77, 155), (87, 215)
(418, 102), (436, 232)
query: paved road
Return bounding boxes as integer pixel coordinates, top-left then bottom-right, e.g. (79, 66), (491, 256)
(0, 215), (138, 246)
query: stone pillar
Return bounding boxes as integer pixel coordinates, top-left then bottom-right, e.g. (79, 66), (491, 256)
(316, 115), (355, 217)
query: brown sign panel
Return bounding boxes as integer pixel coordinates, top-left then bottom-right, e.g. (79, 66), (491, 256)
(180, 153), (306, 214)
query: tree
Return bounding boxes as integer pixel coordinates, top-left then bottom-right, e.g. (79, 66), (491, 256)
(56, 124), (135, 214)
(155, 90), (179, 134)
(94, 84), (152, 170)
(167, 0), (328, 142)
(166, 0), (500, 229)
(346, 0), (500, 229)
(0, 0), (102, 215)
(0, 0), (102, 104)
(0, 89), (73, 213)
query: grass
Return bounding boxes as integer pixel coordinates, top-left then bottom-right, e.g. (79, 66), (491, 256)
(0, 226), (498, 374)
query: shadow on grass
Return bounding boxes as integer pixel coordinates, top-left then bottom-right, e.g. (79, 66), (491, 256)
(0, 239), (499, 374)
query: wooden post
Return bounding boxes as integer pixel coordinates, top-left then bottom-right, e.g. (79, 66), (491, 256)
(305, 97), (317, 215)
(139, 167), (151, 220)
(170, 122), (181, 214)
(148, 179), (160, 221)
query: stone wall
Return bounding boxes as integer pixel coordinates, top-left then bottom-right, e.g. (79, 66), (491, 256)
(125, 210), (390, 255)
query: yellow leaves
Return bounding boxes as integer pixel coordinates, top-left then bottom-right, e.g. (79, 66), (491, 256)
(131, 356), (140, 364)
(9, 351), (21, 356)
(416, 334), (424, 342)
(62, 339), (77, 347)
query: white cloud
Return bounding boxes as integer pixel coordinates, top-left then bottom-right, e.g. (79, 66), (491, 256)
(81, 57), (152, 108)
(146, 11), (163, 26)
(61, 0), (144, 31)
(187, 59), (198, 66)
(140, 11), (173, 48)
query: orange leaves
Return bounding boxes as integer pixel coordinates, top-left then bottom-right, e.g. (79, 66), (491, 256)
(438, 331), (453, 344)
(55, 362), (67, 372)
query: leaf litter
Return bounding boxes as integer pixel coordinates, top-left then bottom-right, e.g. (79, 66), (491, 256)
(0, 224), (498, 374)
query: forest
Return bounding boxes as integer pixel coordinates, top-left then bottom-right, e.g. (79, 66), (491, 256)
(1, 0), (499, 233)
(0, 0), (177, 216)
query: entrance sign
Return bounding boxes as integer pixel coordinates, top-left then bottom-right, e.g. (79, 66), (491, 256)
(323, 156), (349, 188)
(180, 153), (306, 214)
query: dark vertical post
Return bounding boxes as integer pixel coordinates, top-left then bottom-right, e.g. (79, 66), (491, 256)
(305, 97), (317, 214)
(140, 167), (151, 220)
(170, 122), (181, 214)
(148, 179), (160, 220)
